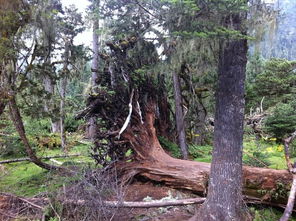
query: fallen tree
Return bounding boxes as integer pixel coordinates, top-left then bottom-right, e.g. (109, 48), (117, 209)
(77, 37), (293, 210)
(114, 110), (293, 208)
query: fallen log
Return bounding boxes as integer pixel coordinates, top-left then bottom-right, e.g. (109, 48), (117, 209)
(0, 154), (81, 164)
(116, 112), (294, 209)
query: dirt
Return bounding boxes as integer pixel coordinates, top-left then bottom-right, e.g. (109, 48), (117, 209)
(0, 181), (197, 221)
(116, 181), (197, 221)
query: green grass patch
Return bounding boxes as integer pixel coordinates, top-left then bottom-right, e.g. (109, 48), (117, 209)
(0, 162), (50, 196)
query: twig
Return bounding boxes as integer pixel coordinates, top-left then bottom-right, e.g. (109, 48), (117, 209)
(18, 196), (45, 210)
(1, 193), (45, 210)
(0, 209), (19, 219)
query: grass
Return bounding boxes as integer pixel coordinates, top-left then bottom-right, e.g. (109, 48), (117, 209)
(0, 133), (294, 221)
(0, 140), (93, 196)
(0, 162), (51, 196)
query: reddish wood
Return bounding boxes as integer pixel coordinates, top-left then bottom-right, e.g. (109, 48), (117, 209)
(119, 111), (293, 208)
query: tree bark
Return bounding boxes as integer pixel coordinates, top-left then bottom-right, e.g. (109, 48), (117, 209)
(173, 71), (188, 159)
(87, 19), (99, 140)
(192, 12), (248, 220)
(60, 40), (70, 151)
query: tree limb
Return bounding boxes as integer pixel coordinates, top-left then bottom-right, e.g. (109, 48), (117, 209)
(0, 154), (81, 164)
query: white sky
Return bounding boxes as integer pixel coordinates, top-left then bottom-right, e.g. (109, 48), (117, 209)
(61, 0), (92, 47)
(61, 0), (278, 48)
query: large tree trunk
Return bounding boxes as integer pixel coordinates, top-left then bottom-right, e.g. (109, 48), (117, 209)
(173, 71), (188, 159)
(87, 19), (99, 140)
(118, 111), (293, 210)
(192, 12), (248, 221)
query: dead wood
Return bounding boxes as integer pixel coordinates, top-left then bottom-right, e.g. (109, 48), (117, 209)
(0, 154), (81, 164)
(280, 131), (296, 221)
(67, 198), (206, 208)
(114, 111), (294, 209)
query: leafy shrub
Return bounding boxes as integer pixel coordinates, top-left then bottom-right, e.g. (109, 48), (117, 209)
(265, 101), (296, 140)
(33, 133), (62, 149)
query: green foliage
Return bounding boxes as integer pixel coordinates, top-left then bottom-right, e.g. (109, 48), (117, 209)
(0, 115), (27, 157)
(242, 137), (287, 169)
(0, 163), (49, 196)
(247, 58), (296, 109)
(158, 136), (182, 158)
(249, 206), (296, 221)
(265, 101), (296, 140)
(64, 114), (84, 132)
(189, 145), (212, 162)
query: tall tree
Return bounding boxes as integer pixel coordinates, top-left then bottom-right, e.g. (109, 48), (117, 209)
(193, 5), (248, 221)
(87, 0), (100, 140)
(173, 71), (188, 159)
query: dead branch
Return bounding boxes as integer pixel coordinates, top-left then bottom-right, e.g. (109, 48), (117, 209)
(117, 89), (134, 139)
(67, 197), (205, 208)
(0, 154), (81, 164)
(280, 130), (296, 221)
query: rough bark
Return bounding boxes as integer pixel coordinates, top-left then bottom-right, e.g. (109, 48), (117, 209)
(60, 76), (67, 151)
(43, 45), (60, 133)
(192, 13), (248, 220)
(173, 71), (188, 159)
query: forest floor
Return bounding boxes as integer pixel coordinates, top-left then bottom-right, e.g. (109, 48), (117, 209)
(0, 179), (292, 221)
(1, 135), (296, 220)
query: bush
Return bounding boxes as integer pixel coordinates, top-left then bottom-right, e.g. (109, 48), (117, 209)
(265, 101), (296, 140)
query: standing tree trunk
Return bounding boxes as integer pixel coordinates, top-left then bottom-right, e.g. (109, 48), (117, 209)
(173, 71), (188, 159)
(60, 41), (69, 151)
(193, 13), (248, 221)
(87, 19), (99, 140)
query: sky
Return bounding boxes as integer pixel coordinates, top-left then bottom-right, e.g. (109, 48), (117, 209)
(61, 0), (279, 48)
